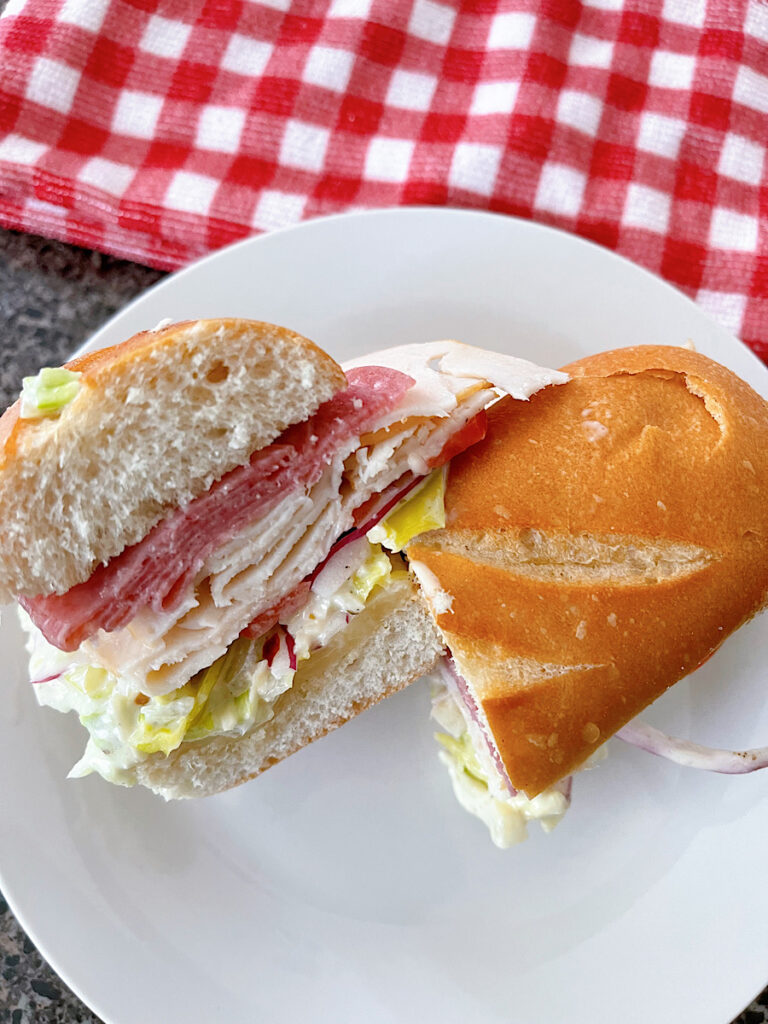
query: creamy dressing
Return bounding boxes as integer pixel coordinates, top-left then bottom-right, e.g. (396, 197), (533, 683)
(430, 672), (570, 848)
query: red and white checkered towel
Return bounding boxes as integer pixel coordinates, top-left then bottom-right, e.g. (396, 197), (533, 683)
(0, 0), (766, 362)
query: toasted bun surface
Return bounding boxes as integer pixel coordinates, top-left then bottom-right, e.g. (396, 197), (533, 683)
(408, 346), (768, 797)
(0, 319), (346, 601)
(135, 578), (444, 799)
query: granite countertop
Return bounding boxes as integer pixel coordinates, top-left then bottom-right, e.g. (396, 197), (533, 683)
(0, 225), (766, 1024)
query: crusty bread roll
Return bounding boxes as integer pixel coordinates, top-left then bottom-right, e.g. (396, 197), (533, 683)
(0, 319), (345, 601)
(408, 345), (768, 797)
(136, 577), (444, 798)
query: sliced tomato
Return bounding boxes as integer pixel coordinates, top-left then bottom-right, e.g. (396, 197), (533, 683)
(427, 409), (488, 469)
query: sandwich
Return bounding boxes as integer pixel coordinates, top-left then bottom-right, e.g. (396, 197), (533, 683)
(4, 318), (567, 798)
(406, 346), (768, 847)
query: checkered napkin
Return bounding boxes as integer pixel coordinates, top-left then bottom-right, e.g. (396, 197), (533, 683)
(0, 0), (767, 363)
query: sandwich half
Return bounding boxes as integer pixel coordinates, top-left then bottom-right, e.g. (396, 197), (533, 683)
(407, 345), (768, 847)
(6, 319), (566, 798)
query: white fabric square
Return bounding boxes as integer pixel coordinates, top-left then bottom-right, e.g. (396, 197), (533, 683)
(328, 0), (374, 13)
(78, 157), (134, 195)
(535, 163), (586, 217)
(0, 134), (47, 164)
(1, 0), (28, 16)
(25, 197), (64, 218)
(449, 143), (502, 196)
(303, 46), (355, 91)
(112, 90), (164, 138)
(386, 69), (438, 111)
(470, 81), (519, 115)
(164, 171), (218, 214)
(568, 33), (614, 68)
(718, 133), (764, 185)
(733, 66), (768, 114)
(364, 137), (415, 183)
(251, 0), (292, 9)
(140, 15), (192, 58)
(280, 120), (330, 172)
(252, 190), (306, 231)
(649, 51), (696, 90)
(623, 183), (671, 232)
(557, 90), (603, 136)
(59, 0), (108, 32)
(408, 0), (456, 45)
(746, 0), (768, 43)
(636, 112), (686, 158)
(222, 34), (273, 76)
(696, 290), (747, 334)
(662, 0), (706, 25)
(584, 0), (623, 10)
(709, 208), (759, 251)
(195, 106), (246, 153)
(488, 11), (536, 49)
(26, 58), (80, 115)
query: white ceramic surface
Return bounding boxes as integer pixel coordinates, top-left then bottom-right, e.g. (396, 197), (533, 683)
(2, 209), (767, 1024)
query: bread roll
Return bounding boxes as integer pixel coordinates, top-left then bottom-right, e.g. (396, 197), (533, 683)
(0, 319), (345, 600)
(408, 345), (768, 797)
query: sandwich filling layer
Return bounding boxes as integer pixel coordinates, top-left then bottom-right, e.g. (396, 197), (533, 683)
(429, 659), (572, 847)
(24, 460), (450, 786)
(19, 339), (569, 791)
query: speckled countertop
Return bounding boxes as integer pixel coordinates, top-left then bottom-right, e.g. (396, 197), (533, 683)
(0, 225), (766, 1024)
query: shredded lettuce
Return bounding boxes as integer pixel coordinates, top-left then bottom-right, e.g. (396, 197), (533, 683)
(351, 545), (393, 602)
(431, 678), (570, 848)
(27, 540), (400, 787)
(20, 366), (81, 419)
(435, 731), (487, 784)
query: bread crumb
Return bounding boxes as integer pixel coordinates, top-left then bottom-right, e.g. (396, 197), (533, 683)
(593, 493), (604, 504)
(547, 732), (559, 748)
(575, 620), (587, 640)
(657, 500), (667, 511)
(743, 459), (755, 474)
(607, 612), (617, 627)
(582, 420), (608, 442)
(581, 407), (593, 418)
(582, 722), (601, 743)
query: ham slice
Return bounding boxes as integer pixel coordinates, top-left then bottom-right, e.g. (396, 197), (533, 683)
(21, 367), (414, 652)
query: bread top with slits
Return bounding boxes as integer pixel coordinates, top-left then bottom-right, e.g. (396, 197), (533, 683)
(408, 345), (768, 797)
(0, 319), (346, 601)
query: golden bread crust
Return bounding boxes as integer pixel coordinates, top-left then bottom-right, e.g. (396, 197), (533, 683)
(409, 345), (768, 796)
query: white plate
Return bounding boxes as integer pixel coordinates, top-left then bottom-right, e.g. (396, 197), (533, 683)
(2, 208), (767, 1024)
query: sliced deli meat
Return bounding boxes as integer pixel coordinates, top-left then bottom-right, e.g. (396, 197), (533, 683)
(24, 342), (568, 699)
(21, 367), (414, 652)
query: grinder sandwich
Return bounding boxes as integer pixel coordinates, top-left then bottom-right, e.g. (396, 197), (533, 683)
(5, 319), (567, 798)
(407, 345), (768, 847)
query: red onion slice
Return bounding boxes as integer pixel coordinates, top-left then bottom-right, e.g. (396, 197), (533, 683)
(617, 719), (768, 774)
(30, 672), (65, 686)
(438, 656), (517, 796)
